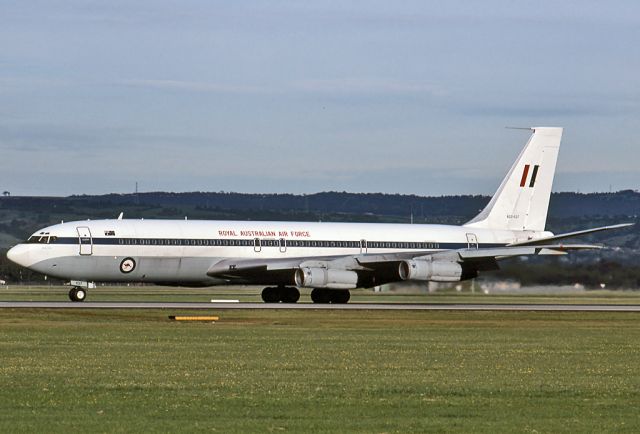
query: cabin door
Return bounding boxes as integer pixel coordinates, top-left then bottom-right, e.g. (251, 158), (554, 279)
(77, 226), (93, 255)
(466, 233), (478, 249)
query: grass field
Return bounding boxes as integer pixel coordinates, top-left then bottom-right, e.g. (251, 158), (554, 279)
(2, 301), (640, 432)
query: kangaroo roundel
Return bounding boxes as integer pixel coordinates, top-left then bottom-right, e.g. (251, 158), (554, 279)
(120, 257), (136, 273)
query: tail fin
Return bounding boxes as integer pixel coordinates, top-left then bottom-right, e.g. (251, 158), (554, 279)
(464, 127), (562, 232)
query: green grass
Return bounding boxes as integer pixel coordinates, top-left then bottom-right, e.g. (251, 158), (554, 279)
(1, 308), (640, 432)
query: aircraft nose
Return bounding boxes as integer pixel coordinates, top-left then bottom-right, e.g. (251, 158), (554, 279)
(6, 244), (32, 268)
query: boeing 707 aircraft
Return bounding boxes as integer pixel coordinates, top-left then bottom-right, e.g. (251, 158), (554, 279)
(6, 127), (631, 302)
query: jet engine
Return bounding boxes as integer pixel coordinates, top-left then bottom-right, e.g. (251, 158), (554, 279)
(399, 259), (476, 282)
(294, 267), (358, 289)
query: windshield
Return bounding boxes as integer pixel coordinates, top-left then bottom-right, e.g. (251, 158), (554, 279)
(27, 232), (58, 244)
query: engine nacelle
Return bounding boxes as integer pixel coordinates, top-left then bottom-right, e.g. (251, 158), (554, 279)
(399, 259), (472, 282)
(294, 267), (358, 289)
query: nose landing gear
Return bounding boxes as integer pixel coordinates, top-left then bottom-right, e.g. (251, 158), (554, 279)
(69, 287), (87, 302)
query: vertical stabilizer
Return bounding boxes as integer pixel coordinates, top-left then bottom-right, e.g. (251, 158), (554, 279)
(464, 127), (562, 232)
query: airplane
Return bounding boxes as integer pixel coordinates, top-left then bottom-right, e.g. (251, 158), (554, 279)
(6, 127), (632, 303)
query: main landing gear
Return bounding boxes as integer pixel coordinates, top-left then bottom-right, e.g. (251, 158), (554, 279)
(310, 288), (350, 304)
(69, 287), (87, 302)
(260, 287), (351, 304)
(261, 286), (300, 303)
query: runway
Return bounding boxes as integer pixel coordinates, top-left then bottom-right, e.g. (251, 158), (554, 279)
(2, 301), (640, 311)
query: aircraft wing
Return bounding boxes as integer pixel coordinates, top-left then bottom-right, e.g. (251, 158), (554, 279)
(206, 243), (603, 285)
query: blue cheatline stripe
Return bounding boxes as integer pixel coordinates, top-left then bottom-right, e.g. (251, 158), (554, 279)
(44, 237), (506, 250)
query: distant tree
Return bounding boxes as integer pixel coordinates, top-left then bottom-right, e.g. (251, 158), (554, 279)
(2, 191), (9, 197)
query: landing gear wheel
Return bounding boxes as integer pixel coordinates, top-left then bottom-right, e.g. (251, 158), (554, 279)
(281, 287), (300, 304)
(69, 287), (86, 302)
(311, 288), (331, 304)
(332, 289), (350, 304)
(261, 286), (300, 303)
(261, 287), (280, 303)
(311, 288), (350, 304)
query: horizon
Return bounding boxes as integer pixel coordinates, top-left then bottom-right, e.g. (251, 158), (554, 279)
(2, 188), (638, 200)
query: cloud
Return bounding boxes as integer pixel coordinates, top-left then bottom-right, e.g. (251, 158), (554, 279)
(118, 77), (448, 100)
(0, 77), (72, 94)
(119, 79), (274, 95)
(0, 121), (215, 153)
(293, 78), (448, 96)
(453, 90), (640, 118)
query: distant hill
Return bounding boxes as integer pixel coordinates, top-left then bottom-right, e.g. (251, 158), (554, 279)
(1, 190), (639, 286)
(0, 190), (638, 249)
(71, 189), (640, 219)
(75, 191), (490, 220)
(8, 189), (640, 217)
(549, 191), (640, 218)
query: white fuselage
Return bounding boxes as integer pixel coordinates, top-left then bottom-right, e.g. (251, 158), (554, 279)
(6, 219), (548, 287)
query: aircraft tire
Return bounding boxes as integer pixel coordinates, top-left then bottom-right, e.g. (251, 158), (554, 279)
(331, 289), (350, 304)
(69, 287), (86, 302)
(310, 288), (331, 304)
(261, 287), (280, 303)
(281, 287), (300, 303)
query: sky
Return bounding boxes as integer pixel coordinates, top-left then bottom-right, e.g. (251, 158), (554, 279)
(1, 0), (639, 196)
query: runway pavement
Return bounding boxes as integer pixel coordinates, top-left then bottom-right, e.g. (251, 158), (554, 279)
(2, 301), (640, 311)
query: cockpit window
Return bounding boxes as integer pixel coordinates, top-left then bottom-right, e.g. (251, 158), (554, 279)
(27, 232), (56, 244)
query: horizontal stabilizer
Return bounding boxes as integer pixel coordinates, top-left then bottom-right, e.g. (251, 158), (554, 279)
(509, 223), (634, 247)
